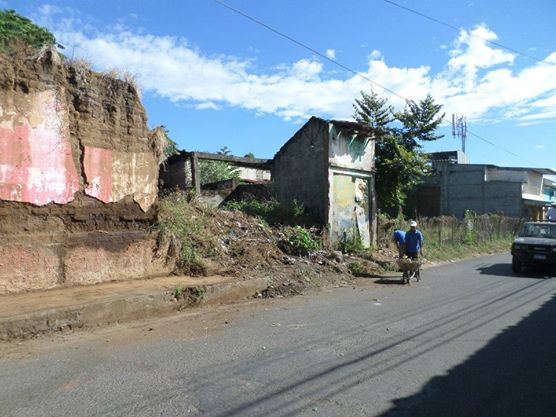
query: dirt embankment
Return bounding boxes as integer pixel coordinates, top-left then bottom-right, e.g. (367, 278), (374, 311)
(0, 47), (172, 294)
(157, 196), (393, 297)
(0, 47), (156, 233)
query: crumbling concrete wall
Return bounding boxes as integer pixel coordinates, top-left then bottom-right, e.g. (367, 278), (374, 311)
(272, 117), (377, 247)
(0, 48), (172, 294)
(327, 123), (376, 248)
(271, 117), (328, 223)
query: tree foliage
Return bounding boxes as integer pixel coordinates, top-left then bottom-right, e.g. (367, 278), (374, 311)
(0, 10), (57, 52)
(353, 91), (444, 214)
(199, 147), (239, 186)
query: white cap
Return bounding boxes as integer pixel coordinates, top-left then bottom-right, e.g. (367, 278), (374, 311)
(410, 220), (417, 227)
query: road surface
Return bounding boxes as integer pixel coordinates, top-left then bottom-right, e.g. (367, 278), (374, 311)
(1, 254), (555, 416)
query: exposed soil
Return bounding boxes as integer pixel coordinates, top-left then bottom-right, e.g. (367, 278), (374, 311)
(161, 201), (392, 297)
(0, 193), (156, 236)
(0, 46), (156, 232)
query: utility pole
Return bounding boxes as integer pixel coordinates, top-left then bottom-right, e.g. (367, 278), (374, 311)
(452, 114), (467, 153)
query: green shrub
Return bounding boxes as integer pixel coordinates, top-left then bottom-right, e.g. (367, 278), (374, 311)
(280, 226), (320, 256)
(199, 159), (239, 185)
(157, 192), (212, 274)
(199, 147), (239, 186)
(224, 198), (313, 226)
(348, 262), (365, 276)
(339, 232), (366, 254)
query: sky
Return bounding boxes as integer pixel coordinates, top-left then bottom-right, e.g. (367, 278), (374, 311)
(4, 0), (556, 168)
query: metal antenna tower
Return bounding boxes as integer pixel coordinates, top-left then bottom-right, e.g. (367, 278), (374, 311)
(452, 114), (467, 153)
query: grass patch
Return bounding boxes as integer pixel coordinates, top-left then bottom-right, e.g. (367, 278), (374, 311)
(339, 233), (366, 254)
(157, 191), (219, 275)
(423, 237), (512, 262)
(224, 198), (313, 226)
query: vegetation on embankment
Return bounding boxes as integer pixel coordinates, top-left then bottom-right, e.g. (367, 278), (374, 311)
(158, 190), (522, 282)
(0, 9), (57, 53)
(156, 192), (325, 277)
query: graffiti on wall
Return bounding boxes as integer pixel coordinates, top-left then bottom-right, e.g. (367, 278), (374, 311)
(0, 89), (80, 205)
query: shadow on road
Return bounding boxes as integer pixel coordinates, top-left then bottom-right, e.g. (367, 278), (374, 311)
(195, 278), (550, 417)
(378, 294), (556, 417)
(374, 277), (405, 286)
(477, 262), (554, 279)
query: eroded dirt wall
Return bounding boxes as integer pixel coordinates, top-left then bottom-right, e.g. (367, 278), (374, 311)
(0, 48), (171, 293)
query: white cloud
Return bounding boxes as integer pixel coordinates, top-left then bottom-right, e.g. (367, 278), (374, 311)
(535, 144), (545, 149)
(325, 49), (336, 59)
(369, 49), (382, 60)
(44, 11), (556, 125)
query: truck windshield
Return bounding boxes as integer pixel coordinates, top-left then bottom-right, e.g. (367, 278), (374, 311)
(519, 224), (556, 239)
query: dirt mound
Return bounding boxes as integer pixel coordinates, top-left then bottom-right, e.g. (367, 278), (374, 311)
(157, 194), (387, 296)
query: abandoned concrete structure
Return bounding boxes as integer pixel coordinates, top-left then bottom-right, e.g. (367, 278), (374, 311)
(161, 151), (272, 191)
(160, 151), (272, 206)
(409, 151), (556, 219)
(272, 117), (378, 248)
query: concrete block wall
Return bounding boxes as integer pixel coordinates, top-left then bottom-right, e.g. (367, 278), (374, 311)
(436, 164), (525, 217)
(483, 182), (524, 217)
(272, 117), (328, 223)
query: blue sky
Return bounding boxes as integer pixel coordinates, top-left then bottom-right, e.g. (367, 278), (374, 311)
(5, 0), (556, 168)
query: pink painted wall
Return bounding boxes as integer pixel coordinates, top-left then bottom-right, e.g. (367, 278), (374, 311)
(84, 146), (113, 204)
(0, 90), (80, 205)
(83, 146), (158, 211)
(0, 89), (158, 211)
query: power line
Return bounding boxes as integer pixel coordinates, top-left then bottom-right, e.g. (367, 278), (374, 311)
(383, 0), (544, 64)
(213, 0), (407, 102)
(466, 131), (538, 167)
(212, 0), (541, 167)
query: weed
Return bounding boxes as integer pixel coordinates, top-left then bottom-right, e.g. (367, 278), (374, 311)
(173, 287), (184, 299)
(225, 199), (276, 221)
(157, 191), (215, 275)
(173, 286), (206, 304)
(339, 232), (366, 254)
(348, 262), (365, 276)
(280, 226), (320, 256)
(192, 286), (206, 298)
(224, 198), (313, 226)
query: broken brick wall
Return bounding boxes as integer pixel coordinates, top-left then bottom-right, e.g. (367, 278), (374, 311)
(0, 48), (173, 294)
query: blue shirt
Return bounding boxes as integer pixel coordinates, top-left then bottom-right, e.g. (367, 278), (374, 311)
(405, 229), (424, 253)
(393, 230), (406, 245)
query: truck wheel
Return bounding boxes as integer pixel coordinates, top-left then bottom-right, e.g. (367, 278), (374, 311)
(512, 257), (522, 274)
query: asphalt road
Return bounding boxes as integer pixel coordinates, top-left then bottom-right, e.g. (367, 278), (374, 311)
(2, 254), (556, 417)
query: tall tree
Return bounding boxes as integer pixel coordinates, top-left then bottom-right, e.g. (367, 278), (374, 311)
(353, 91), (444, 214)
(395, 94), (445, 150)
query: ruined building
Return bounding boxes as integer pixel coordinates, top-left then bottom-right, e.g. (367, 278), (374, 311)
(272, 117), (378, 248)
